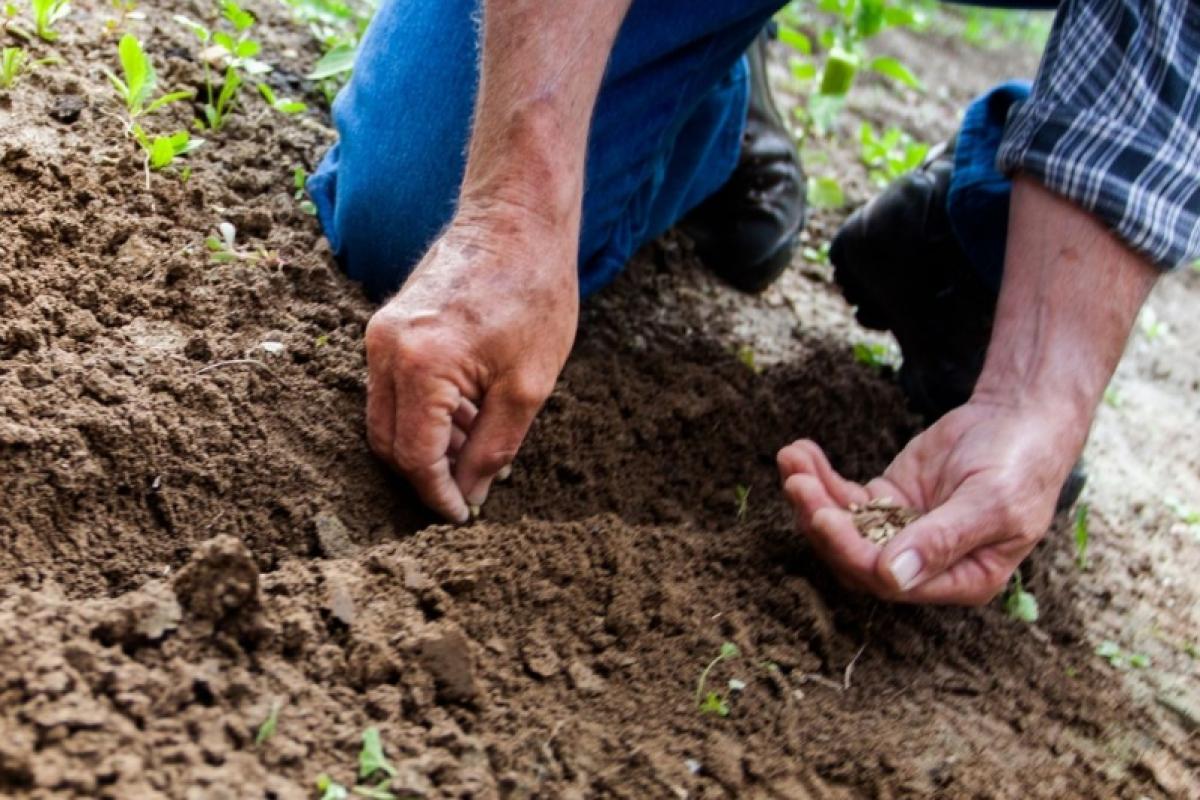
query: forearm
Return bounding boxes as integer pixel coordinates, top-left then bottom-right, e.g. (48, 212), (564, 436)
(973, 176), (1159, 447)
(459, 0), (633, 234)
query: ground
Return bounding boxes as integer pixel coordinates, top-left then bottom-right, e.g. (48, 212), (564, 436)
(0, 2), (1197, 798)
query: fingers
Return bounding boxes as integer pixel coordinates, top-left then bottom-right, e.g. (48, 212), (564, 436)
(875, 487), (1015, 601)
(777, 440), (869, 508)
(454, 377), (545, 507)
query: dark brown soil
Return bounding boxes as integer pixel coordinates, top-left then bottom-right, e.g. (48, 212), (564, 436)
(0, 2), (1191, 798)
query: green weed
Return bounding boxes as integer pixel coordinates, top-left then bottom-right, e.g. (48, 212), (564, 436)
(1102, 386), (1122, 408)
(734, 484), (750, 520)
(29, 0), (68, 42)
(293, 166), (317, 214)
(802, 241), (831, 265)
(1073, 502), (1089, 570)
(852, 341), (897, 370)
(1003, 572), (1038, 623)
(176, 1), (270, 131)
(254, 701), (281, 745)
(282, 0), (374, 102)
(316, 774), (349, 800)
(859, 122), (928, 187)
(258, 81), (306, 114)
(0, 46), (28, 88)
(103, 0), (141, 35)
(696, 641), (740, 717)
(806, 175), (844, 209)
(106, 34), (194, 119)
(1096, 640), (1150, 670)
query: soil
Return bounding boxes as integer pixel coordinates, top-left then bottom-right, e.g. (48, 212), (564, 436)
(2, 3), (1198, 799)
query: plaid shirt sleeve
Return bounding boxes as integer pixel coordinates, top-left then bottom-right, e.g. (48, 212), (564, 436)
(996, 0), (1200, 270)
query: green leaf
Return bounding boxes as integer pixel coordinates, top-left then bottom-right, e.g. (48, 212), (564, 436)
(1073, 503), (1089, 569)
(818, 46), (859, 96)
(699, 691), (730, 717)
(777, 25), (811, 55)
(148, 136), (176, 170)
(307, 42), (356, 80)
(806, 176), (844, 209)
(1005, 588), (1039, 623)
(145, 89), (194, 114)
(789, 59), (817, 82)
(316, 774), (349, 800)
(277, 100), (306, 114)
(255, 702), (280, 745)
(257, 81), (277, 105)
(358, 727), (397, 781)
(235, 39), (261, 59)
(222, 0), (254, 31)
(718, 642), (739, 660)
(867, 56), (922, 90)
(174, 14), (210, 43)
(1128, 653), (1150, 669)
(117, 33), (154, 113)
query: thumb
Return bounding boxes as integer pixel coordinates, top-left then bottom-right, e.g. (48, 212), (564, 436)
(453, 379), (544, 507)
(876, 487), (999, 593)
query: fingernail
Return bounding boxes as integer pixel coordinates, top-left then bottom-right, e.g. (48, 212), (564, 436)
(888, 550), (923, 591)
(466, 479), (491, 508)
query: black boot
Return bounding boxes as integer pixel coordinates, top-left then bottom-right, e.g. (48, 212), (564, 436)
(680, 29), (807, 294)
(830, 140), (1086, 513)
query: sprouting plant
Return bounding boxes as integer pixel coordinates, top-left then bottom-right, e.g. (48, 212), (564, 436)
(254, 700), (281, 745)
(1102, 385), (1122, 408)
(205, 222), (281, 266)
(696, 641), (740, 717)
(1003, 572), (1038, 623)
(293, 166), (317, 215)
(859, 123), (929, 187)
(358, 727), (397, 782)
(131, 125), (203, 186)
(258, 82), (306, 115)
(316, 774), (349, 800)
(736, 345), (761, 374)
(352, 785), (397, 800)
(806, 175), (844, 209)
(103, 0), (141, 35)
(29, 0), (68, 42)
(776, 0), (924, 132)
(0, 46), (27, 88)
(105, 34), (194, 120)
(1138, 307), (1167, 341)
(802, 241), (831, 265)
(1073, 502), (1090, 570)
(734, 484), (750, 520)
(176, 1), (270, 132)
(283, 0), (374, 102)
(1095, 640), (1150, 670)
(852, 341), (897, 370)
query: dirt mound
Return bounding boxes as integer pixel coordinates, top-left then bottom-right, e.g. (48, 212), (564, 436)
(0, 0), (1185, 798)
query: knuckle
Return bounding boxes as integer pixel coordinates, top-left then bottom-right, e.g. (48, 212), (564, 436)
(506, 375), (551, 412)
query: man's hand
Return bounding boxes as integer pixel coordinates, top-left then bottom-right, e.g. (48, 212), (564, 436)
(778, 397), (1079, 604)
(362, 0), (633, 520)
(365, 212), (578, 523)
(781, 176), (1159, 604)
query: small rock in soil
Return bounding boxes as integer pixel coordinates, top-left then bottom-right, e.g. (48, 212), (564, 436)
(416, 624), (479, 706)
(172, 536), (260, 620)
(566, 660), (606, 697)
(313, 510), (356, 558)
(48, 95), (85, 124)
(851, 498), (921, 545)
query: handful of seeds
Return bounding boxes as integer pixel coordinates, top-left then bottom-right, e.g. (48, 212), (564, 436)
(850, 498), (920, 545)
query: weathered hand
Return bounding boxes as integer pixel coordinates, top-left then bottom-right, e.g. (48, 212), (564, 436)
(778, 398), (1083, 605)
(364, 213), (578, 522)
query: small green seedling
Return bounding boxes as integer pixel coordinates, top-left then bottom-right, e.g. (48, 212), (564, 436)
(0, 46), (27, 88)
(316, 774), (349, 800)
(696, 641), (740, 717)
(351, 785), (397, 800)
(1102, 386), (1122, 408)
(734, 484), (750, 520)
(806, 175), (844, 209)
(736, 345), (761, 374)
(1138, 307), (1167, 341)
(358, 727), (397, 782)
(131, 125), (203, 186)
(860, 123), (929, 188)
(176, 1), (269, 132)
(29, 0), (68, 42)
(106, 34), (194, 119)
(852, 341), (896, 370)
(254, 700), (281, 745)
(206, 221), (243, 263)
(1095, 640), (1151, 670)
(802, 241), (831, 265)
(1004, 572), (1039, 623)
(293, 166), (317, 215)
(1073, 503), (1090, 570)
(258, 82), (307, 114)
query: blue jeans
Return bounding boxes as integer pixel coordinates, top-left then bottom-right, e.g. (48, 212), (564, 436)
(309, 1), (1050, 302)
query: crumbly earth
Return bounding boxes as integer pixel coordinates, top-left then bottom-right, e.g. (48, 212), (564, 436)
(1, 2), (1198, 799)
